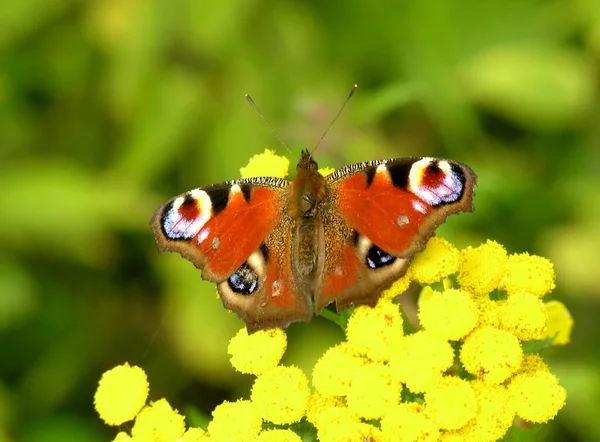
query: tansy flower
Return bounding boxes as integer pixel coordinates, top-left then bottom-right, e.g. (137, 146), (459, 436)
(543, 300), (574, 345)
(131, 399), (186, 442)
(255, 429), (303, 441)
(181, 427), (210, 441)
(380, 273), (411, 299)
(461, 326), (523, 383)
(345, 297), (404, 361)
(410, 237), (461, 284)
(380, 402), (440, 441)
(304, 392), (346, 428)
(500, 291), (547, 340)
(508, 370), (567, 423)
(94, 363), (148, 426)
(227, 327), (287, 375)
(207, 399), (262, 441)
(312, 343), (366, 396)
(424, 376), (477, 431)
(458, 240), (508, 296)
(345, 362), (402, 419)
(501, 253), (556, 297)
(314, 406), (382, 442)
(239, 149), (289, 178)
(418, 288), (479, 340)
(250, 365), (310, 424)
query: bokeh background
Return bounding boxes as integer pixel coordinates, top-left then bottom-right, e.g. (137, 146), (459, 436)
(1, 0), (599, 440)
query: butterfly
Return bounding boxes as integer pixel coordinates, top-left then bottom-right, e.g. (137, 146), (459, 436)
(152, 150), (476, 332)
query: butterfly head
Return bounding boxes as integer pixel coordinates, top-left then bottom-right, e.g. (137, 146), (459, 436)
(297, 149), (319, 173)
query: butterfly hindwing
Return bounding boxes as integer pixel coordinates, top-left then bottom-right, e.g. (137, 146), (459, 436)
(316, 157), (476, 312)
(152, 177), (312, 331)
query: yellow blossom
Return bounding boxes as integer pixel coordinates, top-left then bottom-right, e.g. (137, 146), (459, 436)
(451, 381), (515, 442)
(380, 402), (440, 441)
(181, 427), (209, 441)
(501, 253), (556, 297)
(255, 429), (302, 442)
(315, 406), (381, 442)
(410, 237), (461, 284)
(518, 354), (550, 374)
(458, 240), (508, 296)
(251, 365), (310, 424)
(543, 300), (574, 345)
(508, 370), (567, 423)
(319, 167), (335, 176)
(390, 331), (454, 393)
(424, 376), (477, 431)
(207, 400), (262, 441)
(112, 432), (132, 442)
(460, 327), (522, 383)
(227, 327), (287, 375)
(239, 149), (289, 178)
(474, 297), (502, 328)
(500, 291), (547, 340)
(94, 363), (149, 426)
(312, 343), (366, 396)
(305, 393), (346, 428)
(419, 288), (479, 340)
(346, 363), (402, 419)
(345, 298), (404, 360)
(131, 399), (185, 442)
(380, 274), (411, 299)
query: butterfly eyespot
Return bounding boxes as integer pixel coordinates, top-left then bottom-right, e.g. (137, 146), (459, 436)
(366, 246), (397, 269)
(228, 263), (259, 295)
(396, 214), (410, 227)
(212, 237), (221, 250)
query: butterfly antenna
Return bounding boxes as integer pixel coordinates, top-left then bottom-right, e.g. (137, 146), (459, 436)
(310, 84), (358, 156)
(245, 94), (293, 155)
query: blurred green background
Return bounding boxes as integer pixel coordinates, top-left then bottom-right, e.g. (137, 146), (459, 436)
(1, 0), (599, 440)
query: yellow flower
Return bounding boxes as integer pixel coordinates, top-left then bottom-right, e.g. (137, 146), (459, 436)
(500, 291), (547, 340)
(419, 288), (479, 340)
(410, 237), (461, 284)
(380, 274), (411, 299)
(458, 240), (508, 296)
(207, 400), (262, 441)
(460, 327), (522, 383)
(255, 429), (302, 442)
(305, 393), (346, 428)
(450, 381), (515, 442)
(543, 300), (574, 345)
(181, 427), (210, 441)
(312, 343), (367, 396)
(319, 167), (335, 176)
(380, 402), (440, 441)
(315, 406), (381, 442)
(94, 363), (149, 426)
(508, 370), (567, 423)
(112, 432), (132, 442)
(474, 297), (502, 328)
(518, 354), (550, 374)
(345, 298), (404, 361)
(227, 327), (287, 375)
(346, 363), (402, 419)
(424, 376), (477, 431)
(390, 331), (454, 393)
(501, 253), (556, 297)
(239, 149), (289, 178)
(131, 399), (185, 442)
(251, 365), (310, 424)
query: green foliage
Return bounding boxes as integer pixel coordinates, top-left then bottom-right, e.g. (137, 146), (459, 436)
(0, 0), (598, 440)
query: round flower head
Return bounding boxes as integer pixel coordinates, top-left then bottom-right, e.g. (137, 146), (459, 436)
(419, 288), (479, 340)
(131, 399), (185, 442)
(543, 300), (574, 345)
(500, 291), (547, 340)
(474, 296), (502, 328)
(316, 406), (382, 442)
(312, 343), (367, 396)
(508, 370), (567, 423)
(346, 362), (402, 419)
(518, 354), (550, 374)
(181, 427), (209, 441)
(94, 363), (149, 426)
(345, 298), (404, 361)
(390, 331), (455, 393)
(424, 376), (477, 431)
(112, 432), (132, 442)
(381, 402), (440, 441)
(460, 326), (522, 384)
(255, 429), (302, 442)
(458, 240), (508, 296)
(380, 274), (411, 299)
(305, 393), (346, 428)
(227, 327), (287, 375)
(207, 400), (262, 441)
(251, 365), (310, 424)
(409, 237), (461, 284)
(239, 149), (289, 178)
(501, 253), (556, 297)
(319, 167), (335, 176)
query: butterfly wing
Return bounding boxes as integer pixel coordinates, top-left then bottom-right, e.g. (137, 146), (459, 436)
(152, 177), (313, 332)
(317, 157), (476, 312)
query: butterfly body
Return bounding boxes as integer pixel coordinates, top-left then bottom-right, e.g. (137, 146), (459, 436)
(152, 150), (476, 332)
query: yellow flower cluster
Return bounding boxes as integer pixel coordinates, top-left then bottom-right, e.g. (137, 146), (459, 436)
(95, 237), (572, 441)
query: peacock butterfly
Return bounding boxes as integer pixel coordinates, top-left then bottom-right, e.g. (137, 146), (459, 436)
(152, 150), (476, 332)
